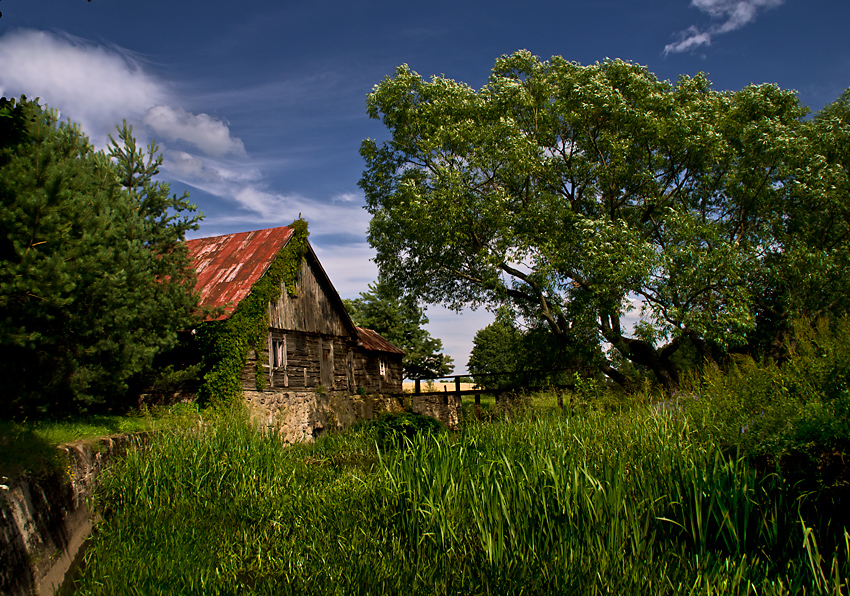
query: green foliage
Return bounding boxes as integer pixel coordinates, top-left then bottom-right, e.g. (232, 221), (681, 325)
(469, 308), (584, 390)
(66, 322), (850, 594)
(343, 277), (453, 379)
(196, 218), (309, 405)
(73, 411), (383, 595)
(369, 410), (445, 449)
(468, 310), (523, 389)
(745, 88), (850, 357)
(677, 317), (850, 457)
(360, 51), (850, 389)
(0, 97), (202, 417)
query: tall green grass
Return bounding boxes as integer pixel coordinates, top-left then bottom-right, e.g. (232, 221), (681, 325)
(377, 413), (848, 594)
(71, 404), (848, 595)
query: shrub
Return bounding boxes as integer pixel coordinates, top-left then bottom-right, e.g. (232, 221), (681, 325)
(371, 411), (444, 449)
(675, 317), (850, 457)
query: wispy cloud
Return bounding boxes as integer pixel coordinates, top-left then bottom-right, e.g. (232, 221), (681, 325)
(0, 29), (164, 143)
(664, 0), (784, 55)
(312, 242), (379, 298)
(143, 105), (246, 157)
(0, 29), (334, 228)
(162, 149), (294, 220)
(0, 28), (379, 327)
(164, 148), (370, 238)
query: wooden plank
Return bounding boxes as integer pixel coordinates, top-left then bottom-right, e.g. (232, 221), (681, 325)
(268, 259), (350, 336)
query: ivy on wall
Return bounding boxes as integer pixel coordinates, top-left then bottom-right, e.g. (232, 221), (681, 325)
(196, 218), (309, 405)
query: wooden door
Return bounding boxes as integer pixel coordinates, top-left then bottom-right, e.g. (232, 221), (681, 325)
(320, 338), (334, 389)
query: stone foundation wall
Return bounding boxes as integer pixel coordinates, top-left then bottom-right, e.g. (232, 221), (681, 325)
(244, 389), (462, 442)
(406, 392), (463, 430)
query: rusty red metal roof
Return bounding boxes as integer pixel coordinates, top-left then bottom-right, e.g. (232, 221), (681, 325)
(356, 327), (405, 355)
(186, 226), (294, 320)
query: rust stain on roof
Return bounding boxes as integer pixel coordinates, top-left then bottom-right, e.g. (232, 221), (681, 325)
(356, 327), (405, 355)
(187, 226), (294, 320)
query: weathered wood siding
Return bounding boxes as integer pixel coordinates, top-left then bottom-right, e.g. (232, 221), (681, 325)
(237, 252), (404, 395)
(245, 330), (355, 392)
(268, 256), (350, 336)
(243, 330), (403, 395)
(352, 352), (403, 393)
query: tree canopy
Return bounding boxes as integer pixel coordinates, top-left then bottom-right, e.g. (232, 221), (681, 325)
(343, 278), (454, 379)
(0, 96), (203, 417)
(360, 51), (850, 389)
(468, 309), (586, 391)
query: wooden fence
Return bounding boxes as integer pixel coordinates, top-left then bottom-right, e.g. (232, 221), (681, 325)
(402, 369), (588, 420)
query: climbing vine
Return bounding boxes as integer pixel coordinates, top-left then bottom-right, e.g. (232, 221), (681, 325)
(196, 218), (309, 405)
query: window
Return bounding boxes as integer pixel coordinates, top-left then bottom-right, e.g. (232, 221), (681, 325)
(267, 333), (288, 389)
(272, 338), (286, 368)
(379, 359), (386, 377)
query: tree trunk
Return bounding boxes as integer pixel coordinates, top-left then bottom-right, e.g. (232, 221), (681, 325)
(599, 314), (681, 392)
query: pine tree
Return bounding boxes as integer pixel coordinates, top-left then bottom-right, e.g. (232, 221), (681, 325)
(0, 97), (202, 417)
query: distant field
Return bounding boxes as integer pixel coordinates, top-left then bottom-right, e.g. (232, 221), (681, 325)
(402, 381), (476, 392)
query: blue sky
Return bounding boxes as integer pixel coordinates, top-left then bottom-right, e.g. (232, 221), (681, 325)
(2, 0), (849, 373)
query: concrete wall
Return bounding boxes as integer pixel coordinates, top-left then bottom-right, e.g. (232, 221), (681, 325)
(0, 434), (148, 596)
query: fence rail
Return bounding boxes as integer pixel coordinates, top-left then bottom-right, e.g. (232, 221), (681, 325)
(398, 370), (584, 420)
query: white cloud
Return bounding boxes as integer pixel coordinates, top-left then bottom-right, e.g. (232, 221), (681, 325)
(0, 28), (378, 297)
(166, 149), (372, 237)
(313, 242), (379, 298)
(423, 306), (495, 374)
(0, 29), (164, 143)
(233, 186), (289, 218)
(163, 152), (294, 220)
(332, 193), (361, 204)
(143, 105), (245, 157)
(0, 28), (246, 162)
(0, 28), (315, 227)
(665, 0), (784, 55)
(166, 151), (209, 180)
(665, 27), (714, 54)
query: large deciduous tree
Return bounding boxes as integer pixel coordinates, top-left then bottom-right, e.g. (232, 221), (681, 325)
(360, 51), (850, 390)
(0, 97), (202, 417)
(343, 278), (454, 379)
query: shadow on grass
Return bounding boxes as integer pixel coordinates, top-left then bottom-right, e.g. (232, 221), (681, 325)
(0, 420), (67, 480)
(0, 411), (176, 480)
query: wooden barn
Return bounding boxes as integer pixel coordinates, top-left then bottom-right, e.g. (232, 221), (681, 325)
(186, 225), (404, 398)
